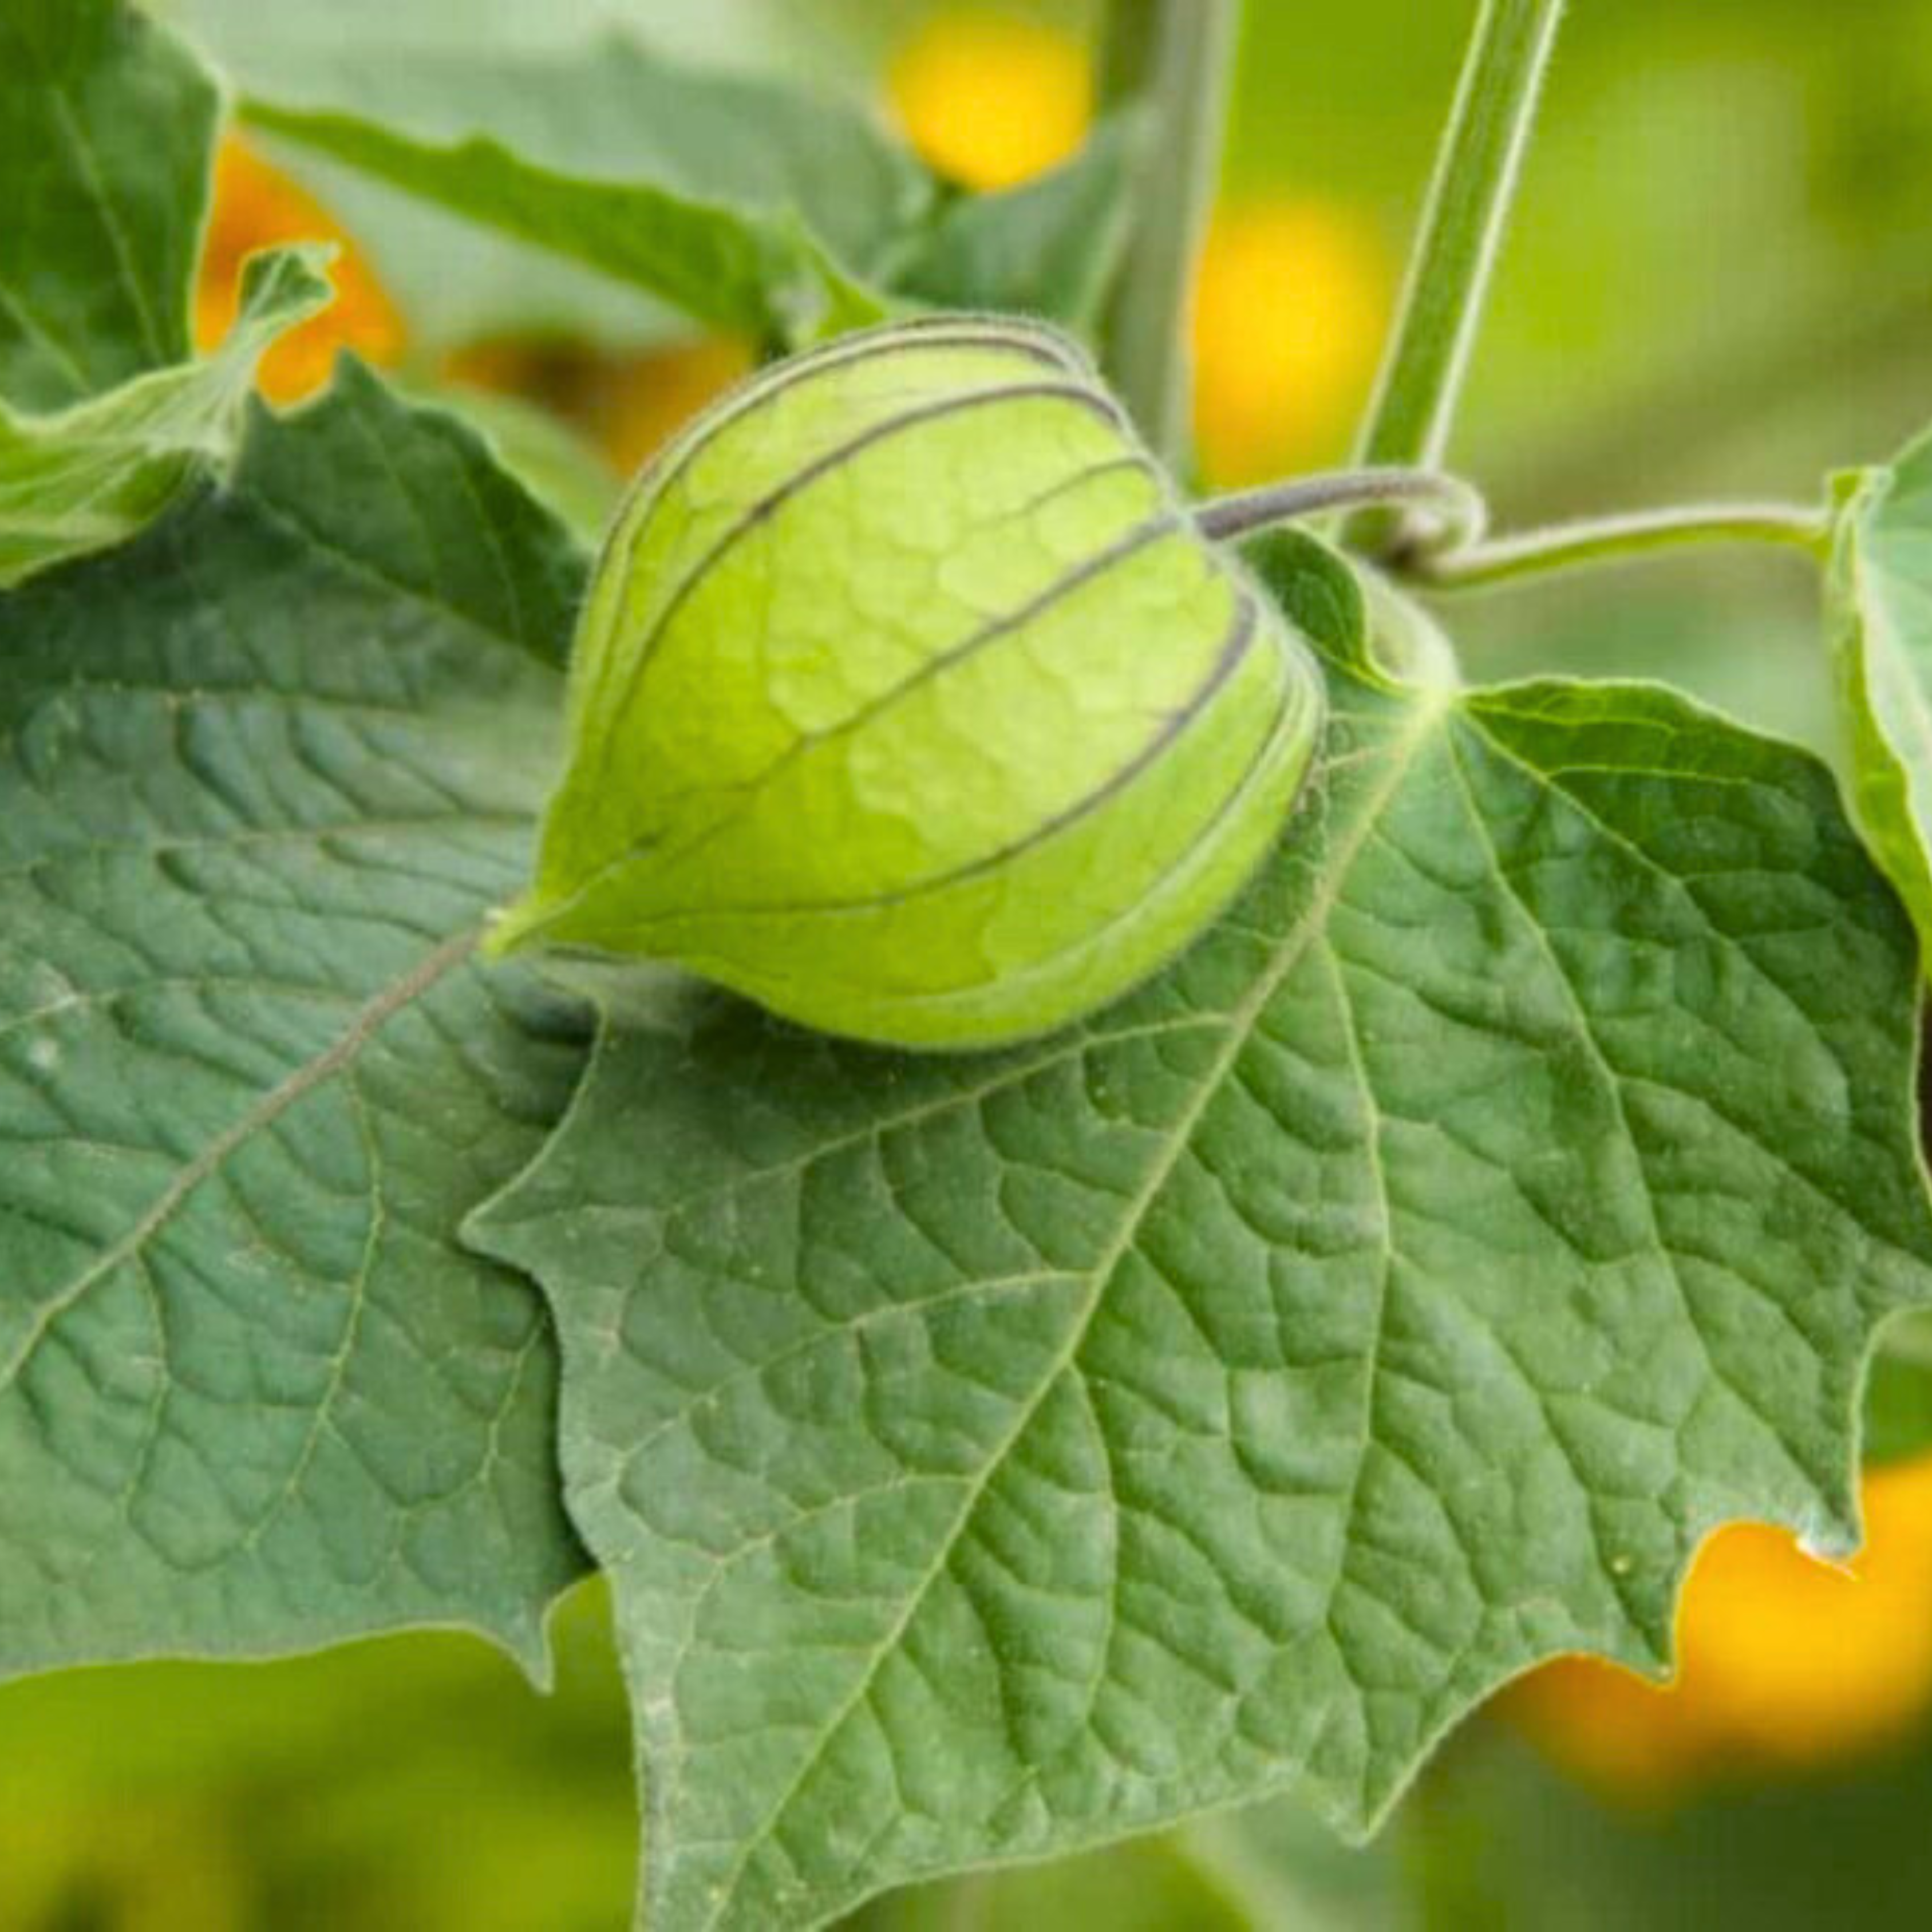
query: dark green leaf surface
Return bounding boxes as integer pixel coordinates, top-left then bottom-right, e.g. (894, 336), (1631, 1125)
(241, 98), (894, 349)
(887, 120), (1144, 335)
(413, 378), (621, 543)
(0, 247), (333, 588)
(0, 365), (591, 1682)
(0, 0), (217, 410)
(1830, 427), (1932, 954)
(472, 555), (1932, 1928)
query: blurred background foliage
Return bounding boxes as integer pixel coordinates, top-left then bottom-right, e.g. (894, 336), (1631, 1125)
(12, 0), (1932, 1924)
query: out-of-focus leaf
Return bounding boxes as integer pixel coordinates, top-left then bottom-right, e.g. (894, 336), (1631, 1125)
(1830, 426), (1932, 953)
(887, 118), (1144, 334)
(154, 0), (849, 90)
(1865, 1310), (1932, 1467)
(855, 1789), (1412, 1932)
(154, 6), (885, 353)
(851, 1831), (1267, 1932)
(0, 1581), (635, 1932)
(0, 0), (217, 408)
(1406, 1714), (1932, 1932)
(472, 528), (1932, 1928)
(241, 35), (933, 278)
(412, 379), (621, 543)
(242, 98), (894, 348)
(0, 365), (591, 1685)
(0, 247), (332, 587)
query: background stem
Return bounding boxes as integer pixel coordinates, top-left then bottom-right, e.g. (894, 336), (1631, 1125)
(1347, 0), (1567, 545)
(1097, 0), (1240, 469)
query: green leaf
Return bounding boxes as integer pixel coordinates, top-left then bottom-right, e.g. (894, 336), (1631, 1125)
(0, 1577), (638, 1929)
(1243, 530), (1376, 677)
(410, 378), (621, 544)
(1404, 1712), (1932, 1932)
(887, 120), (1144, 334)
(856, 1787), (1404, 1932)
(155, 0), (847, 82)
(0, 0), (218, 409)
(239, 92), (895, 349)
(245, 33), (931, 282)
(0, 246), (333, 588)
(0, 363), (592, 1684)
(199, 27), (934, 354)
(1864, 1310), (1932, 1466)
(471, 555), (1932, 1927)
(1828, 426), (1932, 954)
(851, 1826), (1268, 1932)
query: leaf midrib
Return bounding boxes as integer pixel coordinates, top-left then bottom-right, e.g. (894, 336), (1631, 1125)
(0, 926), (479, 1396)
(9, 9), (171, 390)
(681, 681), (1450, 1930)
(242, 106), (793, 337)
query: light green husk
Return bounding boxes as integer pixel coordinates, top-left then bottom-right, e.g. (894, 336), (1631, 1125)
(489, 317), (1325, 1049)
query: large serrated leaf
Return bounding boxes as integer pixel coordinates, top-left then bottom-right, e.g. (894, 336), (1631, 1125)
(0, 0), (217, 409)
(0, 363), (592, 1682)
(471, 544), (1932, 1930)
(0, 246), (333, 588)
(1830, 426), (1932, 953)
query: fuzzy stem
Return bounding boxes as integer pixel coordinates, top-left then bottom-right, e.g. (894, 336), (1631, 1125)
(1097, 0), (1240, 468)
(1402, 501), (1830, 591)
(1197, 467), (1487, 550)
(1346, 0), (1567, 547)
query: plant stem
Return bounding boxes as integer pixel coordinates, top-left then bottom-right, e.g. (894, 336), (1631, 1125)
(1347, 0), (1567, 546)
(1096, 0), (1164, 102)
(1097, 0), (1240, 469)
(1400, 501), (1829, 592)
(1197, 467), (1487, 550)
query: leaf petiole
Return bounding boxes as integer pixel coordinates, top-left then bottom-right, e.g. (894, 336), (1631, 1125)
(1399, 500), (1830, 591)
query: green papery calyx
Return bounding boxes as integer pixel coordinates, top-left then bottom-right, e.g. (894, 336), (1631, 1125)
(490, 315), (1326, 1049)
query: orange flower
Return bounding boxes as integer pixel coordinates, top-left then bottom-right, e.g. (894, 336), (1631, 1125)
(586, 339), (757, 476)
(443, 337), (754, 479)
(1191, 201), (1393, 486)
(888, 10), (1092, 192)
(196, 137), (405, 403)
(1504, 1454), (1932, 1797)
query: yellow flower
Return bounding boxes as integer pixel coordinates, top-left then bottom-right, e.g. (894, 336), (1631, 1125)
(195, 137), (405, 403)
(1191, 201), (1393, 487)
(888, 10), (1092, 191)
(1503, 1454), (1932, 1796)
